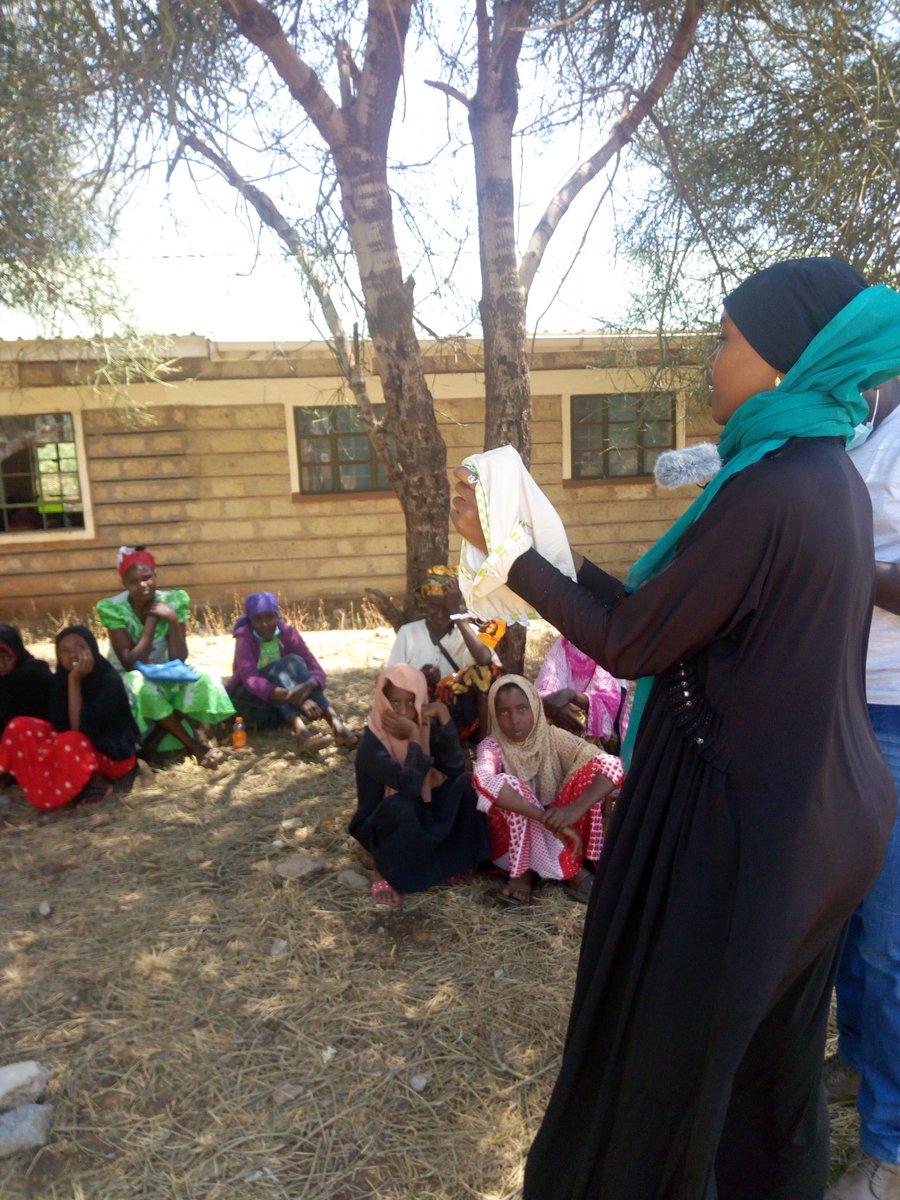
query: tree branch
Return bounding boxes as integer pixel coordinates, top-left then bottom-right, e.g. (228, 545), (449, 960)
(519, 0), (706, 293)
(180, 131), (387, 452)
(424, 79), (471, 109)
(217, 0), (346, 149)
(355, 0), (414, 151)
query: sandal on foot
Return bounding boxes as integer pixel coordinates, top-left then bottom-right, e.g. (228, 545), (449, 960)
(296, 731), (332, 757)
(199, 746), (224, 769)
(562, 872), (593, 904)
(371, 879), (401, 908)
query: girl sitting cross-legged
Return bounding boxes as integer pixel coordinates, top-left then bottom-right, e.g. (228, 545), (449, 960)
(474, 675), (624, 907)
(0, 624), (140, 810)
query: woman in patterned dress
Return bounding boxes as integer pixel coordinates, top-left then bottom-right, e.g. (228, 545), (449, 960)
(96, 546), (234, 768)
(474, 675), (623, 906)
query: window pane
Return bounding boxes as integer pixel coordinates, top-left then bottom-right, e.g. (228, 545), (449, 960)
(572, 395), (600, 422)
(300, 463), (333, 493)
(608, 394), (636, 421)
(607, 423), (638, 449)
(573, 450), (604, 478)
(334, 406), (362, 433)
(339, 463), (375, 490)
(338, 434), (369, 462)
(299, 439), (326, 464)
(607, 449), (639, 476)
(643, 421), (674, 447)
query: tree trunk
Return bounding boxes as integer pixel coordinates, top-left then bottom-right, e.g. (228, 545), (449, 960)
(334, 141), (449, 614)
(467, 2), (536, 672)
(469, 2), (535, 466)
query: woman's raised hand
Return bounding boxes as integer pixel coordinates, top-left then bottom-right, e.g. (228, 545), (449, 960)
(148, 600), (178, 623)
(421, 701), (451, 725)
(382, 708), (419, 741)
(451, 467), (488, 554)
(68, 646), (94, 680)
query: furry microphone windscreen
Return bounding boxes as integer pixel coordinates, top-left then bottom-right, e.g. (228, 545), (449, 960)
(653, 443), (723, 489)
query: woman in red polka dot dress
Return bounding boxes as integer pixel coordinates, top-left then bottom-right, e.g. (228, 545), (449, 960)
(0, 625), (140, 810)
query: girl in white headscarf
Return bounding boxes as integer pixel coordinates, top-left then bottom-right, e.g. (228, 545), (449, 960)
(474, 675), (623, 906)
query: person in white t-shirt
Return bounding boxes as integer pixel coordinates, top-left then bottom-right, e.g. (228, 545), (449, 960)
(387, 565), (503, 742)
(827, 377), (900, 1200)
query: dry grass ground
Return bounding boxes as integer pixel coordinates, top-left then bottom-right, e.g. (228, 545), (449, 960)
(1, 623), (859, 1199)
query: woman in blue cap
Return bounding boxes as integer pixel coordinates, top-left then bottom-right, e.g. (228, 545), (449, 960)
(226, 591), (357, 754)
(453, 258), (900, 1200)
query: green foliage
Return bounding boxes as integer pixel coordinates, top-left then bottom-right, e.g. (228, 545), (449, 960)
(618, 3), (899, 326)
(0, 3), (122, 328)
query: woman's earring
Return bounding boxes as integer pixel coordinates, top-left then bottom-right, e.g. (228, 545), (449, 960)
(774, 375), (782, 388)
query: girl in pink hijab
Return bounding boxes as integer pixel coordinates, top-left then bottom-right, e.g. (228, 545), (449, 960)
(349, 665), (489, 907)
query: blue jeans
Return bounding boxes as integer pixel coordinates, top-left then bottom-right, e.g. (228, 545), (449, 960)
(836, 703), (900, 1163)
(230, 655), (328, 731)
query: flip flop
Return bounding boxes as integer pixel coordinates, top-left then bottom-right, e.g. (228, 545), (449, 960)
(371, 879), (401, 908)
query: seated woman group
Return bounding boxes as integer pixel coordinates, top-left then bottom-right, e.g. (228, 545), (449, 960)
(350, 664), (624, 909)
(226, 590), (357, 754)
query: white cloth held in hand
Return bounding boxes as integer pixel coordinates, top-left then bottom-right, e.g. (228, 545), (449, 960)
(457, 445), (575, 623)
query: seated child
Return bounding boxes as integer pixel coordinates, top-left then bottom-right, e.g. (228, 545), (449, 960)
(97, 546), (234, 768)
(0, 624), (53, 739)
(387, 565), (504, 741)
(226, 591), (357, 754)
(474, 675), (624, 906)
(349, 664), (490, 908)
(535, 635), (630, 751)
(0, 625), (140, 809)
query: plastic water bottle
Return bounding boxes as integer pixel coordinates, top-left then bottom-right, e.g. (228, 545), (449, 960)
(232, 716), (247, 750)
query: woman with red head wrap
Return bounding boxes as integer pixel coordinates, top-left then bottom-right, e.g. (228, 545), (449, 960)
(96, 546), (234, 767)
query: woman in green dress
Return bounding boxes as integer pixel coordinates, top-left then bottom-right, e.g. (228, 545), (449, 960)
(96, 546), (234, 768)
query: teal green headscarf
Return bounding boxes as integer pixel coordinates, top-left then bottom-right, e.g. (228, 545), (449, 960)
(620, 281), (900, 767)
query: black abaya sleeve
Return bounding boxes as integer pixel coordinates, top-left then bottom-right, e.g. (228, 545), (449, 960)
(427, 720), (467, 781)
(506, 453), (838, 681)
(354, 729), (434, 797)
(574, 557), (627, 604)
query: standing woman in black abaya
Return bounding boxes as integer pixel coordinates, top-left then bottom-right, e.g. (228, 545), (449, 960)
(452, 259), (900, 1200)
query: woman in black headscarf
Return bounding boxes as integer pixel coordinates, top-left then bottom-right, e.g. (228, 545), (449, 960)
(452, 258), (900, 1200)
(0, 624), (52, 738)
(0, 625), (140, 809)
